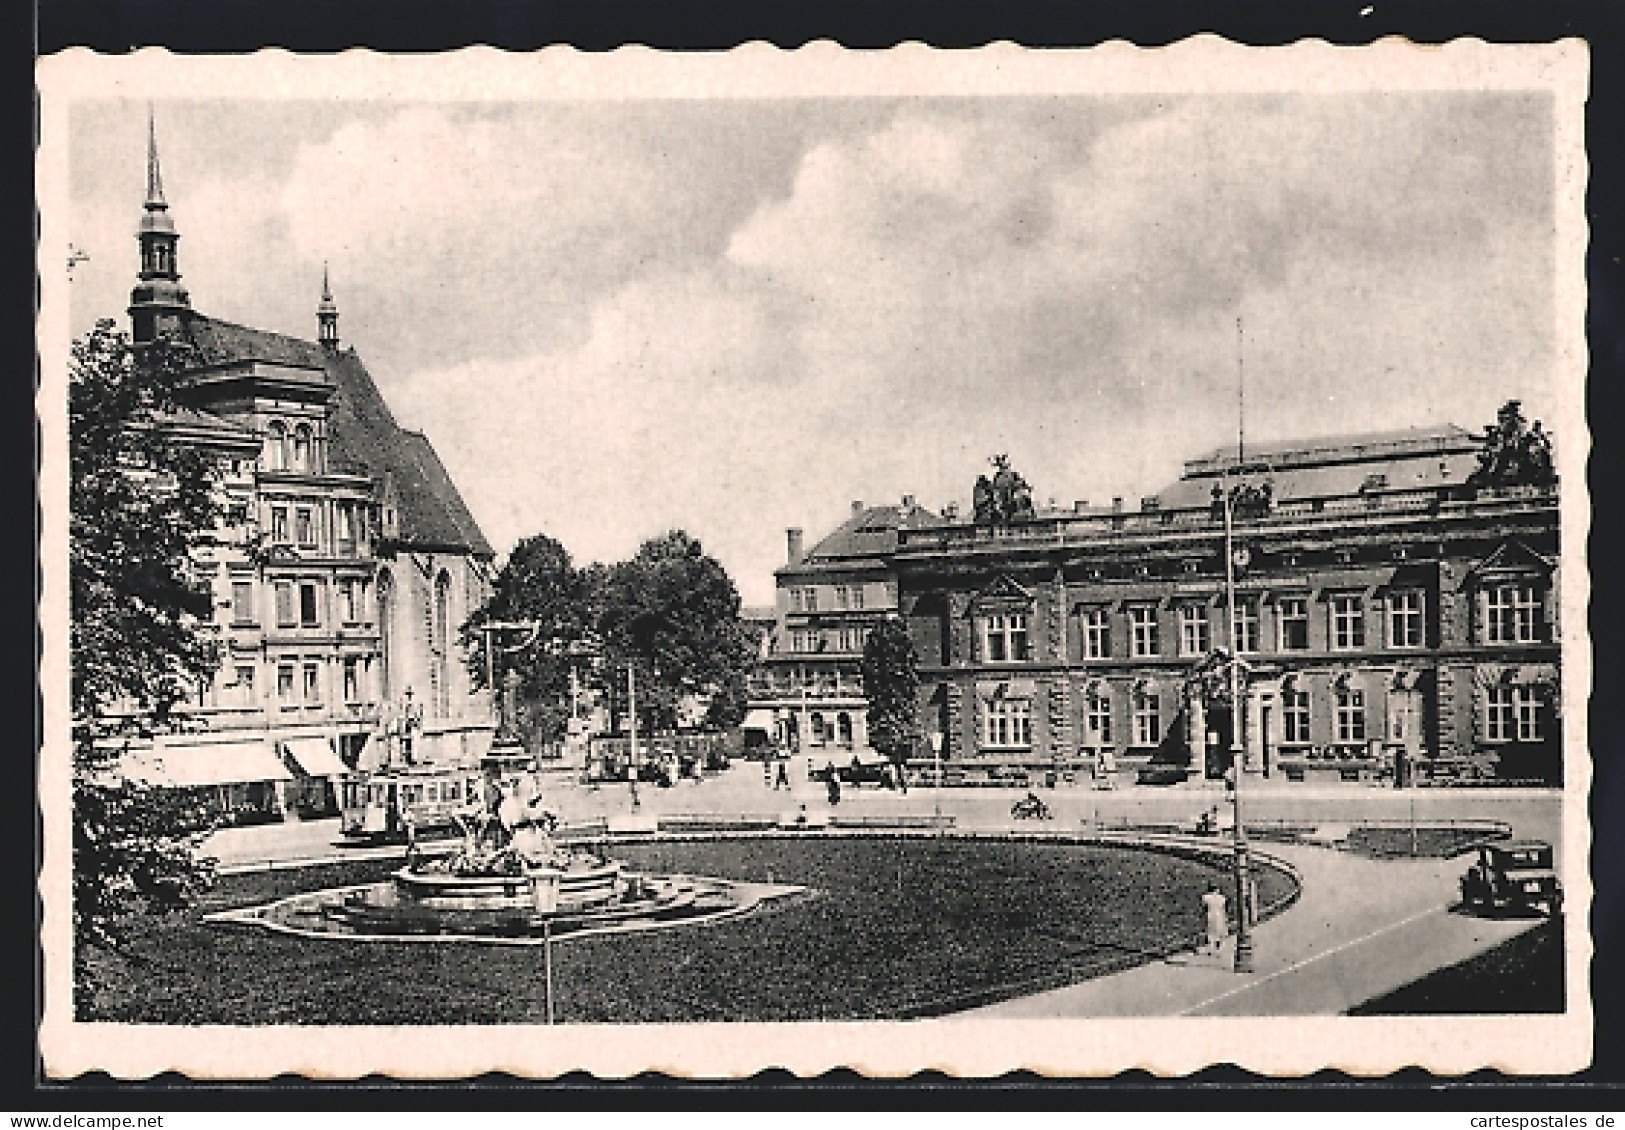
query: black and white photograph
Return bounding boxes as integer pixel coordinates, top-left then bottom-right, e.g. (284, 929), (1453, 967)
(36, 40), (1591, 1079)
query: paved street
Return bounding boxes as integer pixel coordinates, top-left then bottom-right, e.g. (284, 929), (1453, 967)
(205, 765), (1561, 869)
(963, 842), (1547, 1018)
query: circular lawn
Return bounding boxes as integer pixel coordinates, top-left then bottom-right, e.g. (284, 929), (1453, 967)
(78, 835), (1295, 1024)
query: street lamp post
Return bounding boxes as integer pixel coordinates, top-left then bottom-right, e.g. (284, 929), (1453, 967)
(1223, 467), (1256, 975)
(929, 730), (944, 828)
(627, 661), (640, 809)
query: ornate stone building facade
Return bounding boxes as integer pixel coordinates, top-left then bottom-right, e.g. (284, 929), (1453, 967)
(123, 122), (495, 816)
(892, 428), (1560, 785)
(746, 498), (939, 758)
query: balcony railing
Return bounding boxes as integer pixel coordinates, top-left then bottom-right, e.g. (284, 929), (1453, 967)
(895, 483), (1556, 555)
(747, 674), (867, 699)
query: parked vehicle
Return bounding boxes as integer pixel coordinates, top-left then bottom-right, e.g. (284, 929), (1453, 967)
(810, 757), (890, 787)
(1011, 792), (1053, 821)
(1459, 840), (1563, 916)
(1135, 764), (1190, 786)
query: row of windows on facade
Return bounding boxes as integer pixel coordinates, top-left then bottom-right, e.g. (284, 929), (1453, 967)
(783, 626), (873, 655)
(795, 711), (858, 748)
(976, 583), (1544, 664)
(786, 585), (867, 613)
(262, 421), (325, 475)
(231, 577), (371, 630)
(976, 683), (1541, 751)
(206, 654), (376, 711)
(262, 499), (370, 557)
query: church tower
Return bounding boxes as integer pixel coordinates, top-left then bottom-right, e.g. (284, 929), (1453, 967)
(317, 263), (340, 351)
(128, 109), (191, 345)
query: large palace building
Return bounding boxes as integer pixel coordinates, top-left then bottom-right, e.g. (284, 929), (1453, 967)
(121, 122), (495, 818)
(775, 426), (1560, 787)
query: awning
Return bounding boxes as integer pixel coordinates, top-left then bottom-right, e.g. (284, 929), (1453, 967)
(281, 736), (351, 778)
(742, 709), (777, 731)
(143, 739), (293, 787)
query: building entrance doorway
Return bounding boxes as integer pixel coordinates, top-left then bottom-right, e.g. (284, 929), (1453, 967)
(1204, 705), (1236, 779)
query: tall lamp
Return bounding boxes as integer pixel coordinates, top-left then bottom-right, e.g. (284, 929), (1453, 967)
(929, 730), (944, 827)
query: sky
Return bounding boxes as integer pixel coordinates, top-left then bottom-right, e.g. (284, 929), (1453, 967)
(66, 93), (1559, 605)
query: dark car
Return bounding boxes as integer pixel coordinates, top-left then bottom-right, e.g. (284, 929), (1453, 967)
(1460, 840), (1563, 916)
(812, 759), (889, 787)
(1135, 764), (1190, 786)
(838, 759), (890, 787)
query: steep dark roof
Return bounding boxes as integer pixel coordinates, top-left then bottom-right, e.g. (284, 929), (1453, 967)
(182, 313), (493, 557)
(779, 502), (940, 577)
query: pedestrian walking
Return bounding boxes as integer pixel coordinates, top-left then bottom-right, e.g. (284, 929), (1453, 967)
(775, 760), (790, 790)
(1201, 883), (1229, 955)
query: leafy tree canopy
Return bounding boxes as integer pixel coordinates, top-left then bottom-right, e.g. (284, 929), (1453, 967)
(464, 529), (755, 738)
(1468, 400), (1557, 489)
(461, 533), (594, 746)
(594, 530), (754, 732)
(69, 321), (222, 956)
(861, 617), (921, 765)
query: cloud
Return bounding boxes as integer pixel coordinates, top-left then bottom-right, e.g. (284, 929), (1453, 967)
(67, 95), (1558, 604)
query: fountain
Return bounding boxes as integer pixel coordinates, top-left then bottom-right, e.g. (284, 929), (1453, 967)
(210, 657), (803, 945)
(211, 771), (801, 943)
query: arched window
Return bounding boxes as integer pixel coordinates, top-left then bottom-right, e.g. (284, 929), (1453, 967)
(837, 712), (853, 747)
(292, 424), (312, 472)
(809, 712), (826, 746)
(376, 570), (393, 701)
(432, 571), (452, 719)
(264, 421), (287, 471)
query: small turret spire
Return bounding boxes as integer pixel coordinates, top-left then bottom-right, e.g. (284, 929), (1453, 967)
(145, 104), (166, 207)
(129, 106), (190, 345)
(317, 262), (340, 350)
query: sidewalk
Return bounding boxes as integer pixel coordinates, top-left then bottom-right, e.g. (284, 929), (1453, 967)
(960, 842), (1546, 1018)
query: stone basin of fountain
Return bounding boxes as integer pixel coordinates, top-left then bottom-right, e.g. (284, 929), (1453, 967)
(206, 768), (804, 945)
(392, 851), (623, 912)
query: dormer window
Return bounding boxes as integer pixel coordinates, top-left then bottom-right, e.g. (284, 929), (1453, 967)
(292, 424), (313, 472)
(1483, 582), (1542, 644)
(982, 613), (1030, 663)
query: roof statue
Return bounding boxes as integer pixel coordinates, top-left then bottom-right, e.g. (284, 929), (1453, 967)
(973, 454), (1037, 525)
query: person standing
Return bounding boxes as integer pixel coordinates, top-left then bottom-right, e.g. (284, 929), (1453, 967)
(775, 760), (790, 791)
(1202, 883), (1229, 955)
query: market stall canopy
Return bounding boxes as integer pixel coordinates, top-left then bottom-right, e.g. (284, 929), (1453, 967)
(137, 739), (293, 787)
(281, 737), (350, 778)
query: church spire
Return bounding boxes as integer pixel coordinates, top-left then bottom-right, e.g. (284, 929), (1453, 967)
(317, 262), (340, 350)
(129, 106), (191, 345)
(145, 105), (166, 207)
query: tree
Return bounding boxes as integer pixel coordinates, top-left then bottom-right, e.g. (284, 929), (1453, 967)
(1468, 400), (1557, 489)
(70, 321), (223, 962)
(462, 533), (593, 748)
(861, 617), (921, 772)
(593, 530), (754, 733)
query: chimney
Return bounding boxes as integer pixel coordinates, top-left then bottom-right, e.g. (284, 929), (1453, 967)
(943, 501), (960, 520)
(787, 528), (804, 565)
(902, 494), (916, 508)
(1111, 497), (1124, 513)
(852, 500), (865, 515)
